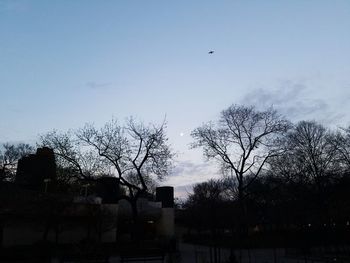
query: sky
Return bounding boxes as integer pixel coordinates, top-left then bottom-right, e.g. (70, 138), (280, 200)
(1, 0), (350, 197)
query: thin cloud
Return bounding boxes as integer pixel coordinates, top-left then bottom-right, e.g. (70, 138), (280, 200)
(8, 106), (23, 114)
(171, 160), (211, 177)
(174, 184), (195, 199)
(241, 81), (345, 125)
(165, 160), (219, 191)
(0, 0), (28, 12)
(86, 81), (112, 89)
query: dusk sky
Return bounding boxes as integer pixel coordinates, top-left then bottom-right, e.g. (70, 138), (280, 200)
(1, 1), (350, 197)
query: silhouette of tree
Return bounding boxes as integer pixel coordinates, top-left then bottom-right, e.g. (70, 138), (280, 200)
(191, 105), (290, 209)
(0, 143), (33, 181)
(39, 130), (109, 182)
(184, 179), (230, 239)
(333, 126), (350, 173)
(77, 118), (174, 218)
(40, 118), (173, 242)
(277, 121), (338, 190)
(42, 120), (172, 200)
(125, 172), (159, 196)
(187, 179), (225, 207)
(269, 121), (339, 228)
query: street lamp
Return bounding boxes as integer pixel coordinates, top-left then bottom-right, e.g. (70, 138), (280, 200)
(82, 183), (90, 197)
(43, 178), (51, 193)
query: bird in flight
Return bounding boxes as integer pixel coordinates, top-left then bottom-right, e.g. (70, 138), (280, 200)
(208, 50), (214, 54)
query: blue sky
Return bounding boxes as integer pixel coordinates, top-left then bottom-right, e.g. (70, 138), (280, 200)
(1, 1), (350, 197)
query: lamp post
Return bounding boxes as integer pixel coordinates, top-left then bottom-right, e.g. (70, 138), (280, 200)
(43, 178), (51, 193)
(82, 183), (90, 197)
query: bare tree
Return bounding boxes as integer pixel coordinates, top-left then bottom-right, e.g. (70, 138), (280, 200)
(187, 179), (226, 205)
(184, 179), (227, 230)
(332, 126), (350, 173)
(39, 130), (109, 183)
(191, 104), (291, 204)
(271, 121), (339, 227)
(77, 118), (174, 218)
(0, 143), (33, 181)
(191, 105), (290, 256)
(40, 117), (173, 217)
(282, 121), (338, 189)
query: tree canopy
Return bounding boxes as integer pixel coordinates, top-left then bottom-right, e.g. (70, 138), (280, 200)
(40, 118), (174, 204)
(0, 143), (33, 181)
(191, 104), (291, 200)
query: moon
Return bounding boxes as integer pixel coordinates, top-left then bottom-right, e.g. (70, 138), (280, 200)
(180, 132), (184, 137)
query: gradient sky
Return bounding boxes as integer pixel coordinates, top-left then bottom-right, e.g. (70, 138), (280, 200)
(1, 1), (350, 197)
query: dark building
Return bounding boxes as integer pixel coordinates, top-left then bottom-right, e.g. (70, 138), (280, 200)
(156, 186), (174, 208)
(15, 147), (56, 191)
(95, 177), (120, 203)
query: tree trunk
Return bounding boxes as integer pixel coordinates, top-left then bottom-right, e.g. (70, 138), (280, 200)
(237, 181), (247, 246)
(130, 198), (141, 242)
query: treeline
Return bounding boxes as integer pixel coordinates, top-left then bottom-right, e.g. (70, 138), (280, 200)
(181, 173), (350, 246)
(2, 104), (350, 244)
(1, 118), (174, 222)
(181, 116), (350, 248)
